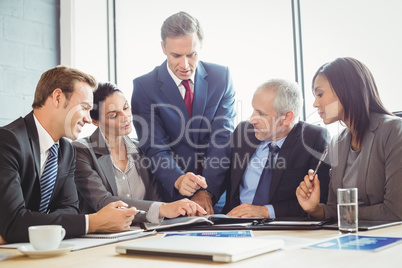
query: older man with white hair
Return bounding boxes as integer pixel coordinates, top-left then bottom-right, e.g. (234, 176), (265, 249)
(223, 78), (331, 218)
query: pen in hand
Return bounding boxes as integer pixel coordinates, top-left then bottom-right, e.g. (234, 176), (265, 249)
(135, 209), (147, 215)
(118, 206), (147, 215)
(311, 147), (328, 181)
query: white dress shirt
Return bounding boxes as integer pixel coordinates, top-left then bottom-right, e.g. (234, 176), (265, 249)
(166, 63), (195, 98)
(33, 115), (90, 232)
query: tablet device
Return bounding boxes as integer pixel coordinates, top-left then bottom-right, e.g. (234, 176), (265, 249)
(323, 220), (402, 231)
(116, 236), (284, 262)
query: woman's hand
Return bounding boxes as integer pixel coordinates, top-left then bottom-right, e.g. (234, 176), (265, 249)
(296, 169), (325, 218)
(159, 198), (207, 218)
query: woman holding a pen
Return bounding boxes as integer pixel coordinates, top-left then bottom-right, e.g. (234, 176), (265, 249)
(296, 57), (402, 221)
(73, 82), (206, 224)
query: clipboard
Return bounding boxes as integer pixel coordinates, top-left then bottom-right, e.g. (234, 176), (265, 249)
(178, 217), (334, 231)
(248, 218), (335, 230)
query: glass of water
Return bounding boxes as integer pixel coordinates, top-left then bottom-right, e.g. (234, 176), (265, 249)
(337, 188), (358, 233)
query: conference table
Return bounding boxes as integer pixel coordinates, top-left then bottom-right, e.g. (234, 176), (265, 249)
(1, 224), (401, 267)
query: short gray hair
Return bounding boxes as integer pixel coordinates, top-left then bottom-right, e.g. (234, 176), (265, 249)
(161, 11), (204, 47)
(256, 78), (302, 123)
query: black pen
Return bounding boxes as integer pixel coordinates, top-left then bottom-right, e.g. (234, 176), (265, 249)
(311, 147), (328, 180)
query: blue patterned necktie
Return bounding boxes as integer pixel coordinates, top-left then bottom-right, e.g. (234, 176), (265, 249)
(252, 143), (280, 205)
(39, 144), (58, 213)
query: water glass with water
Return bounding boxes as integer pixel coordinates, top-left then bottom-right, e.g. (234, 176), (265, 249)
(337, 188), (358, 233)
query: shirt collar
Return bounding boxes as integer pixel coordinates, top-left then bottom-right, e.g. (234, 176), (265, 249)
(259, 136), (287, 150)
(33, 114), (59, 154)
(166, 63), (196, 87)
(99, 129), (139, 155)
(123, 136), (139, 154)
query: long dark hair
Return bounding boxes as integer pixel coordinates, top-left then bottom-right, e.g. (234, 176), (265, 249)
(90, 82), (122, 121)
(312, 57), (391, 145)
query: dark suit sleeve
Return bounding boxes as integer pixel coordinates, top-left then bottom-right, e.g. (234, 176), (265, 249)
(137, 154), (162, 202)
(222, 122), (246, 213)
(132, 78), (185, 200)
(73, 141), (154, 222)
(74, 142), (123, 212)
(200, 67), (236, 199)
(272, 124), (331, 218)
(0, 129), (85, 243)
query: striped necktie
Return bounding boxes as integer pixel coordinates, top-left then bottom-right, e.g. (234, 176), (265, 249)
(39, 144), (58, 213)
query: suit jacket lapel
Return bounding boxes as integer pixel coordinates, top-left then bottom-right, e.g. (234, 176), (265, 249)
(132, 153), (150, 188)
(24, 112), (41, 183)
(191, 62), (208, 144)
(126, 137), (151, 190)
(90, 129), (119, 195)
(158, 60), (191, 121)
(24, 112), (41, 208)
(268, 122), (301, 202)
(356, 113), (380, 194)
(233, 123), (260, 200)
(25, 112), (64, 207)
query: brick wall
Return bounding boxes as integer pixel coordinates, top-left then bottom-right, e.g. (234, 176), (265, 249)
(0, 0), (60, 126)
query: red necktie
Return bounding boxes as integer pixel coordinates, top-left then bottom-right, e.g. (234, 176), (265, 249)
(182, 79), (193, 117)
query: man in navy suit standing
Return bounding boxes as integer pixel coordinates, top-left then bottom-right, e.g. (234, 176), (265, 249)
(132, 11), (236, 214)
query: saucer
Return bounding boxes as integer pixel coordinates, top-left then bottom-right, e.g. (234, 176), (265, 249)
(18, 243), (74, 258)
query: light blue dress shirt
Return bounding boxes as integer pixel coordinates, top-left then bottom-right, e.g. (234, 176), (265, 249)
(239, 137), (286, 218)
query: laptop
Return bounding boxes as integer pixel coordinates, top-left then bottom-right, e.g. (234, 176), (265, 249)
(116, 236), (284, 263)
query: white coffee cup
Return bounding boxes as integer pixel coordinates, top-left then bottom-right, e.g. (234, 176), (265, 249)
(28, 225), (66, 251)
